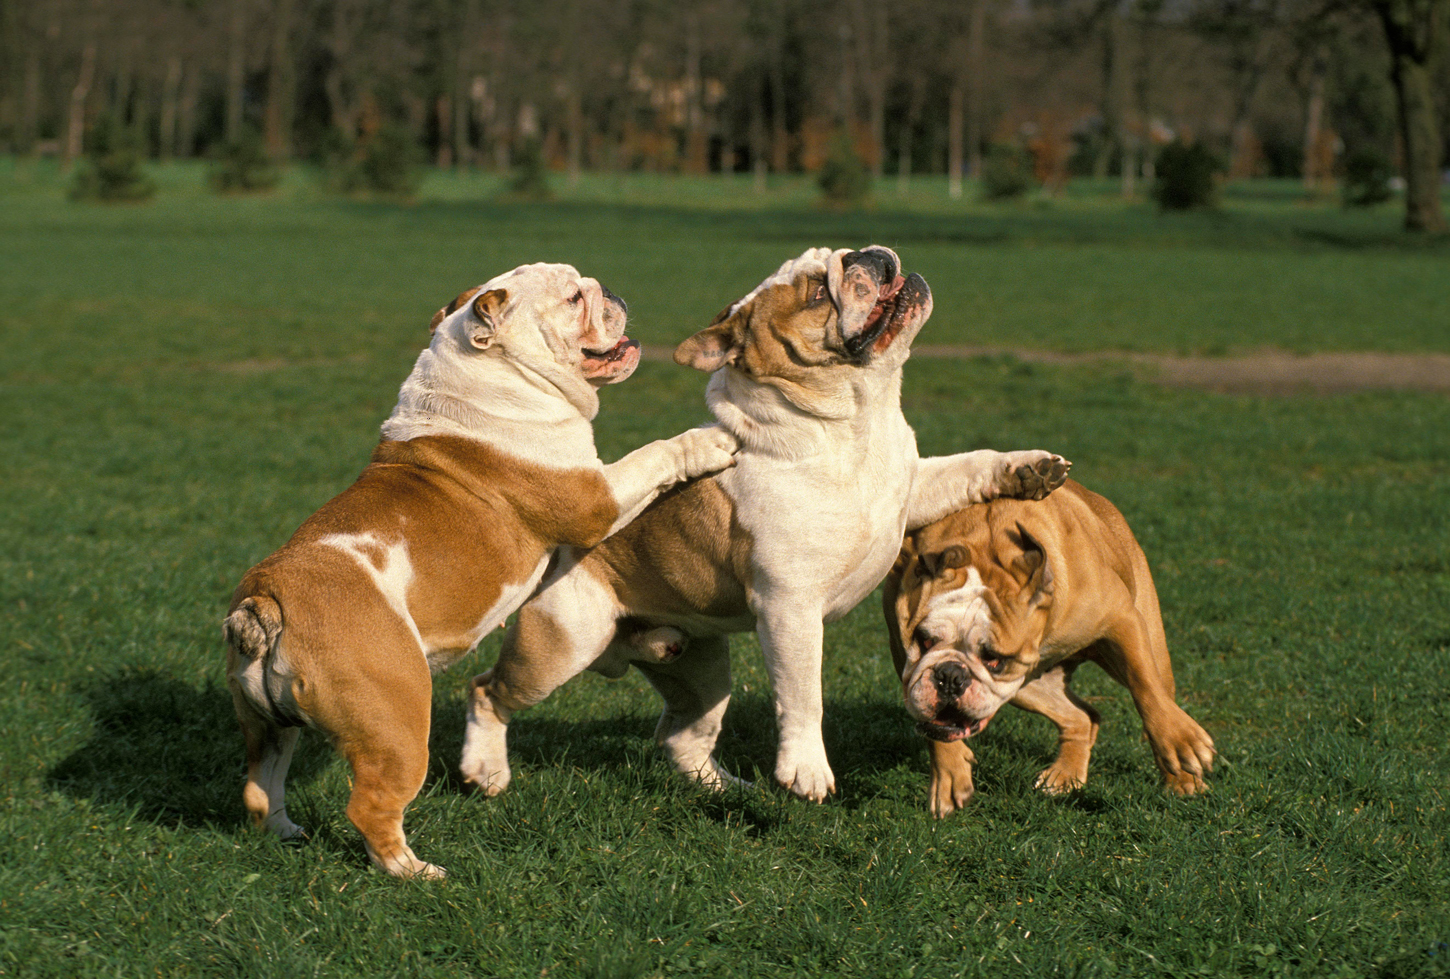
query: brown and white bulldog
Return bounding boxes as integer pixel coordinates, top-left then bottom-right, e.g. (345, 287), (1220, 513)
(883, 479), (1216, 817)
(459, 246), (1070, 803)
(224, 263), (738, 878)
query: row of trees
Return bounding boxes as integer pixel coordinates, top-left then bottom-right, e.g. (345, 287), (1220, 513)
(2, 0), (1445, 228)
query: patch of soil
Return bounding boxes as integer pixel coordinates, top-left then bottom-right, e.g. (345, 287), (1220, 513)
(643, 346), (1450, 395)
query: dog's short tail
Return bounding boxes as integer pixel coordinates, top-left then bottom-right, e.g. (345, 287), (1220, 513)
(224, 595), (303, 727)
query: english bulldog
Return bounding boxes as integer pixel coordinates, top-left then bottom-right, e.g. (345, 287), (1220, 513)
(883, 479), (1216, 817)
(459, 246), (1070, 802)
(224, 263), (738, 878)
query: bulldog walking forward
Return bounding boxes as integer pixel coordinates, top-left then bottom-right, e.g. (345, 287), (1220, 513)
(460, 246), (1069, 803)
(883, 480), (1216, 816)
(224, 264), (737, 878)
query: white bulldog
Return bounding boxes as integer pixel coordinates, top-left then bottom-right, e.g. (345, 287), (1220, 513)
(224, 263), (737, 878)
(459, 247), (1069, 802)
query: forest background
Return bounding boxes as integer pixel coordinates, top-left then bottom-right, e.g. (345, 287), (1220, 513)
(2, 0), (1447, 229)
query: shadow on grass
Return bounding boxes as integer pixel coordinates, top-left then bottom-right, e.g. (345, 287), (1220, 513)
(46, 667), (331, 830)
(428, 689), (931, 812)
(48, 666), (1054, 833)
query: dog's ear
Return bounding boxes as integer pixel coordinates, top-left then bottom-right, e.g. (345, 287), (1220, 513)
(466, 288), (508, 350)
(1009, 521), (1054, 607)
(430, 285), (486, 335)
(675, 304), (745, 372)
(919, 544), (968, 579)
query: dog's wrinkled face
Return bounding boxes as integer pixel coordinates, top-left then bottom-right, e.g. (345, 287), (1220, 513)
(429, 262), (639, 386)
(893, 522), (1054, 742)
(673, 245), (933, 387)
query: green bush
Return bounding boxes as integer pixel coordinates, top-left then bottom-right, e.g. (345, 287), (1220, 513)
(979, 144), (1034, 200)
(324, 124), (420, 197)
(1341, 148), (1394, 208)
(817, 131), (871, 206)
(68, 115), (154, 203)
(1152, 139), (1221, 211)
(209, 128), (279, 193)
(506, 137), (554, 201)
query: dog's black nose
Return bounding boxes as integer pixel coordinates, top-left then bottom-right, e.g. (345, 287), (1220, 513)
(601, 285), (627, 314)
(935, 662), (970, 701)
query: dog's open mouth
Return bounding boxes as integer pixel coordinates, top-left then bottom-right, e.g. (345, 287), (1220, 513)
(916, 710), (990, 743)
(844, 272), (927, 360)
(582, 336), (642, 381)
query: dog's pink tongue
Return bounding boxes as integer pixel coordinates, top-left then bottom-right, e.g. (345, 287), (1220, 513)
(862, 275), (907, 330)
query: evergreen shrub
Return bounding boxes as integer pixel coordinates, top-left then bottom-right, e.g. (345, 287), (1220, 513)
(1152, 140), (1220, 211)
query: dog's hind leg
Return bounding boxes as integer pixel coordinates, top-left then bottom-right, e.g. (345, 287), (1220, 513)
(635, 636), (746, 790)
(460, 570), (617, 796)
(1096, 614), (1215, 796)
(320, 655), (441, 880)
(1009, 661), (1100, 795)
(231, 690), (306, 840)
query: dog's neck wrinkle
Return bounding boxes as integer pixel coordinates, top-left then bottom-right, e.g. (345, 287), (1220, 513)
(706, 365), (903, 460)
(381, 348), (598, 462)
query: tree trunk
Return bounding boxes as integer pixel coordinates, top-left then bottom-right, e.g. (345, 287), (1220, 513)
(752, 69), (769, 191)
(1093, 15), (1117, 181)
(769, 17), (789, 173)
(684, 12), (707, 174)
(64, 42), (97, 169)
(1373, 0), (1446, 232)
(178, 59), (200, 158)
(436, 94), (453, 168)
(566, 85), (583, 186)
(897, 77), (923, 196)
(226, 0), (247, 143)
(966, 0), (986, 180)
(159, 57), (182, 162)
(1301, 64), (1325, 189)
(452, 0), (480, 168)
(948, 80), (964, 199)
(21, 44), (41, 155)
(264, 0), (296, 159)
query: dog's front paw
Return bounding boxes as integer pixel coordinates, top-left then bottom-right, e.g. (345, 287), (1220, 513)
(1153, 709), (1216, 797)
(1034, 764), (1086, 796)
(674, 424), (740, 480)
(775, 743), (835, 803)
(1000, 451), (1070, 501)
(929, 740), (975, 817)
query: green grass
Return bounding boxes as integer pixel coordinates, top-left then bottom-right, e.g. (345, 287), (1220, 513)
(1, 165), (1447, 977)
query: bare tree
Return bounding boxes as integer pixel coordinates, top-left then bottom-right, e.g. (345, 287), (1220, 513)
(1368, 0), (1446, 231)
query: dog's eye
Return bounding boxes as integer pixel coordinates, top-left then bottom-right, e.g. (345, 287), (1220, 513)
(811, 284), (827, 302)
(981, 651), (1006, 675)
(568, 290), (583, 305)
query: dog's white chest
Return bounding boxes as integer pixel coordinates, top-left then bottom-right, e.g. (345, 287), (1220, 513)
(723, 416), (917, 620)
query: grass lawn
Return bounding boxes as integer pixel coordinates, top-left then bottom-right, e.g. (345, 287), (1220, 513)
(1, 162), (1447, 977)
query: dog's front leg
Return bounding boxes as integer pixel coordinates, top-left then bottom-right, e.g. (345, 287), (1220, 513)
(757, 603), (835, 802)
(599, 425), (738, 537)
(905, 450), (1070, 531)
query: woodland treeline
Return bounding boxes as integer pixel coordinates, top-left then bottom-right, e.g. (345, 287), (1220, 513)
(2, 0), (1446, 228)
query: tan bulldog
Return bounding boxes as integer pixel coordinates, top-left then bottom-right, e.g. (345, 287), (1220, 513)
(224, 263), (737, 878)
(459, 246), (1070, 803)
(883, 479), (1215, 816)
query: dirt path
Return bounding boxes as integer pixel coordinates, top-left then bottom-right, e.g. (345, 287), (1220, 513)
(642, 346), (1450, 395)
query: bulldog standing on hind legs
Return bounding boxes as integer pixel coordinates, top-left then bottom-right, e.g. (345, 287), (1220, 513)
(882, 479), (1216, 817)
(459, 245), (1071, 803)
(223, 263), (738, 878)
